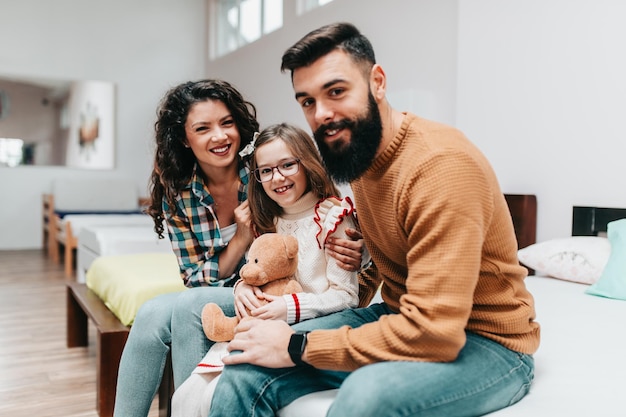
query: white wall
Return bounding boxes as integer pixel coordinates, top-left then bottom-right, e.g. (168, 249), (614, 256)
(457, 0), (626, 241)
(205, 0), (459, 130)
(0, 0), (206, 249)
(2, 0), (623, 248)
(213, 0), (626, 243)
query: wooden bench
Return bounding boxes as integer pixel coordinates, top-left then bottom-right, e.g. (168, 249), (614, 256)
(66, 282), (172, 417)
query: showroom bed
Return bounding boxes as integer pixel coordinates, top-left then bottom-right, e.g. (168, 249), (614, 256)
(280, 199), (626, 417)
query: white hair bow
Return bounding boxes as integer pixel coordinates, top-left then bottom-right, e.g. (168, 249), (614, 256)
(239, 131), (260, 158)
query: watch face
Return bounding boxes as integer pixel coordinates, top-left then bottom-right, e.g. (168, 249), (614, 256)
(289, 333), (306, 352)
(288, 332), (308, 366)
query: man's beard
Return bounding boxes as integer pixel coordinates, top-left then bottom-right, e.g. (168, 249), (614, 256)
(313, 93), (382, 183)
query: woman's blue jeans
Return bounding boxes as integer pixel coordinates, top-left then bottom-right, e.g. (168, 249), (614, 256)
(208, 303), (534, 417)
(113, 287), (235, 417)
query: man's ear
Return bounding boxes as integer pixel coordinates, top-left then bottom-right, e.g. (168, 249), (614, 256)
(369, 64), (386, 101)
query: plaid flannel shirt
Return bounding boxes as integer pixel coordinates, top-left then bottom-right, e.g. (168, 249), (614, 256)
(164, 163), (249, 287)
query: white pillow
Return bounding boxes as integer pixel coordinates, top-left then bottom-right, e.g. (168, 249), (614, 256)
(518, 236), (611, 284)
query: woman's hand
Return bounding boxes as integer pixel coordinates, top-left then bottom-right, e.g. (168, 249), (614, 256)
(232, 200), (254, 245)
(325, 227), (364, 272)
(216, 200), (254, 279)
(233, 281), (264, 319)
(250, 294), (287, 321)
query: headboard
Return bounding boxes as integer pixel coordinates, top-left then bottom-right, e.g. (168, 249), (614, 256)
(504, 194), (537, 249)
(572, 206), (626, 236)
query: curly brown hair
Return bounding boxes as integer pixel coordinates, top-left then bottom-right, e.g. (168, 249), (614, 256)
(147, 79), (259, 238)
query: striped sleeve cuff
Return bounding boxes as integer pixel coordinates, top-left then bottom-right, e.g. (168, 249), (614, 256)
(283, 293), (301, 324)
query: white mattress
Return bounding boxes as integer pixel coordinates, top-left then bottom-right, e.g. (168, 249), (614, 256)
(279, 276), (626, 417)
(59, 213), (153, 237)
(487, 276), (626, 416)
(76, 224), (172, 283)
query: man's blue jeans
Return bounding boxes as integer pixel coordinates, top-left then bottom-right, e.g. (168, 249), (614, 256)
(208, 303), (534, 417)
(113, 287), (235, 417)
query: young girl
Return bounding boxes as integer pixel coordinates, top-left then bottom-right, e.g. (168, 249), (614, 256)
(171, 122), (366, 417)
(114, 81), (363, 417)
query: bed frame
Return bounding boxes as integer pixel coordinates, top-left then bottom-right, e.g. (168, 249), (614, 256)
(504, 194), (537, 249)
(44, 194), (150, 278)
(572, 205), (626, 236)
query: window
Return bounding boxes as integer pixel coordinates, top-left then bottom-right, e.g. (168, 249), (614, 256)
(212, 0), (283, 58)
(296, 0), (334, 15)
(0, 138), (24, 167)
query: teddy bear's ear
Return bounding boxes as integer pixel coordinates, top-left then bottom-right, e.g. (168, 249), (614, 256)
(282, 235), (298, 260)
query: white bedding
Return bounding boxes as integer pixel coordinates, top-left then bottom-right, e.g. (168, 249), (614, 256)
(488, 275), (626, 416)
(58, 213), (152, 237)
(76, 224), (172, 283)
(279, 276), (626, 417)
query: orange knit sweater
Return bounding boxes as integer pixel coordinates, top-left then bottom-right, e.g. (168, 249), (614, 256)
(306, 113), (540, 372)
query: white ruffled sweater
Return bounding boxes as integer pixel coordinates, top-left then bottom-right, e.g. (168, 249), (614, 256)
(276, 192), (360, 324)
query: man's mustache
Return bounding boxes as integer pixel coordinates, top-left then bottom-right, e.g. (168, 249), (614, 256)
(313, 119), (354, 140)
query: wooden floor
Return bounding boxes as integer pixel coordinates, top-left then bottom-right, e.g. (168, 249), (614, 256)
(0, 249), (159, 417)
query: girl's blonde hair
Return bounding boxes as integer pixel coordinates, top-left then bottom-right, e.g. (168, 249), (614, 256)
(248, 123), (340, 234)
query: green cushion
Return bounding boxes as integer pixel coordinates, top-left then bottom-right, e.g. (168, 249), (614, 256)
(86, 252), (186, 325)
(586, 219), (626, 301)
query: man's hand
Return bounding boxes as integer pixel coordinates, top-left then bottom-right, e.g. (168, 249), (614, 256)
(326, 227), (364, 272)
(223, 318), (297, 368)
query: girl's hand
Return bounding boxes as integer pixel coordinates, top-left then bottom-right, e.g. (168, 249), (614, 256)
(234, 281), (264, 319)
(250, 294), (287, 321)
(325, 227), (364, 272)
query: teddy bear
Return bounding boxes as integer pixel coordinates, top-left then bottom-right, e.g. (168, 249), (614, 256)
(201, 233), (303, 342)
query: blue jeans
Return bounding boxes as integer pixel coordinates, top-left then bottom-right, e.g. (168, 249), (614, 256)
(113, 287), (235, 417)
(208, 303), (534, 417)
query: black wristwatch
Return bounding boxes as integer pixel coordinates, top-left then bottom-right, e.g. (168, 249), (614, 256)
(288, 331), (310, 366)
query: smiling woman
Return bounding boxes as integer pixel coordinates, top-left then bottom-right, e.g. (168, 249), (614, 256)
(0, 75), (115, 168)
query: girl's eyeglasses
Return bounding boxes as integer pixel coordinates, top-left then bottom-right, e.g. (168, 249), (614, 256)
(253, 159), (301, 183)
